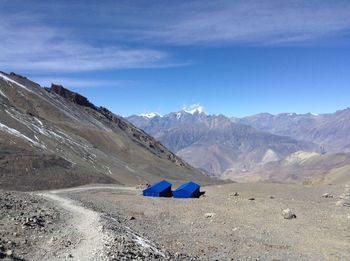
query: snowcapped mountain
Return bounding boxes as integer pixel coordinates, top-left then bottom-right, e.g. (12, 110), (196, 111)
(139, 105), (205, 120)
(127, 110), (318, 177)
(140, 112), (162, 119)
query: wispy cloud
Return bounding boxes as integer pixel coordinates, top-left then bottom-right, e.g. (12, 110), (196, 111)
(182, 103), (205, 114)
(1, 0), (350, 74)
(0, 12), (175, 73)
(129, 0), (350, 45)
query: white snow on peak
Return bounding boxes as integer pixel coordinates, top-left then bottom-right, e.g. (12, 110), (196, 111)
(310, 113), (319, 116)
(140, 112), (162, 119)
(0, 72), (34, 94)
(182, 104), (205, 115)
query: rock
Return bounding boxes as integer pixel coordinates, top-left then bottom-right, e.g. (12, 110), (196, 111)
(322, 193), (333, 198)
(6, 250), (13, 257)
(270, 196), (275, 199)
(125, 216), (136, 221)
(248, 197), (255, 201)
(230, 192), (239, 197)
(50, 84), (96, 109)
(342, 200), (350, 207)
(282, 209), (296, 219)
(336, 200), (344, 206)
(136, 184), (150, 190)
(339, 193), (350, 199)
(204, 213), (216, 218)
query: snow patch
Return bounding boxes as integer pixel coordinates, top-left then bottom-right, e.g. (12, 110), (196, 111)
(0, 122), (45, 149)
(140, 112), (162, 119)
(125, 165), (136, 173)
(106, 166), (112, 175)
(125, 226), (165, 257)
(0, 89), (8, 99)
(34, 117), (44, 126)
(104, 215), (165, 257)
(0, 72), (34, 94)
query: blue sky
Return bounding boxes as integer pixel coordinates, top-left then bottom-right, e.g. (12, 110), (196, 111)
(1, 0), (350, 117)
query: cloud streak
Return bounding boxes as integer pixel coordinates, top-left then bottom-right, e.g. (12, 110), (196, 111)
(129, 0), (350, 45)
(0, 12), (174, 73)
(1, 0), (350, 74)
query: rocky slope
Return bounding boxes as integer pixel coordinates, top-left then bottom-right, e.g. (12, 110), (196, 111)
(0, 71), (213, 191)
(127, 110), (318, 177)
(223, 151), (350, 184)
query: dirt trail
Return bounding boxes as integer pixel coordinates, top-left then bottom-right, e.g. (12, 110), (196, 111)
(48, 184), (136, 194)
(37, 185), (146, 260)
(39, 191), (105, 260)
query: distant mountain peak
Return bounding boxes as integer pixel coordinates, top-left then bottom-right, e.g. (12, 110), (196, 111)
(140, 112), (162, 119)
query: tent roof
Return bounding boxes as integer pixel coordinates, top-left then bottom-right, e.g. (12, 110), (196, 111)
(174, 181), (200, 192)
(145, 180), (171, 193)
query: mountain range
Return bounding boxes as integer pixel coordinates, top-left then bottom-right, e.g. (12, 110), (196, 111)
(128, 107), (350, 183)
(0, 72), (213, 190)
(2, 71), (348, 187)
(127, 109), (319, 177)
(237, 110), (350, 153)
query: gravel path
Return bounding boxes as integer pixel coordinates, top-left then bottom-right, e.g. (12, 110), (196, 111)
(37, 185), (187, 260)
(40, 191), (105, 260)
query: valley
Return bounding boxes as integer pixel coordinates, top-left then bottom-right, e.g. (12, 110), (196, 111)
(128, 107), (350, 183)
(1, 72), (349, 260)
(1, 1), (350, 260)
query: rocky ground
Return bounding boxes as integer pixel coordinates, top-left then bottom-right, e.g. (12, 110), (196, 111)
(0, 191), (62, 260)
(0, 188), (198, 260)
(1, 183), (349, 260)
(68, 183), (350, 261)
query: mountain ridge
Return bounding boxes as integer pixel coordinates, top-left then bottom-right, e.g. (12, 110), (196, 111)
(127, 111), (319, 177)
(0, 71), (213, 191)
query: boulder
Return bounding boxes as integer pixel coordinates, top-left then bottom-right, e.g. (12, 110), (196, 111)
(322, 193), (333, 198)
(204, 213), (215, 218)
(282, 209), (296, 219)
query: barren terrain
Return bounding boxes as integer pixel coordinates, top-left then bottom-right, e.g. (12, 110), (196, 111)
(1, 183), (350, 260)
(68, 183), (350, 260)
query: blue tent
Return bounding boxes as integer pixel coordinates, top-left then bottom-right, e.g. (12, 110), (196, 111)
(143, 180), (172, 197)
(173, 181), (200, 198)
